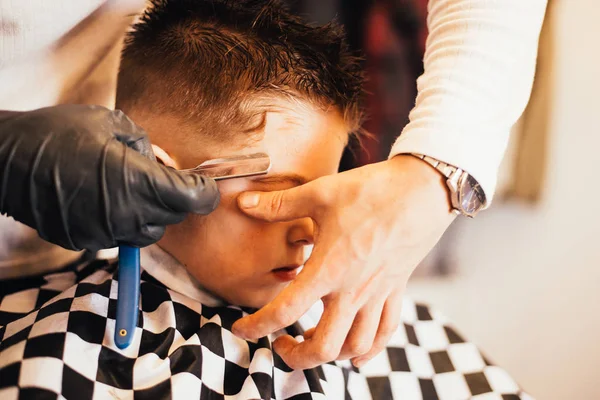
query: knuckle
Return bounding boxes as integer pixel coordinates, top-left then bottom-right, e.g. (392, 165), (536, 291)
(378, 327), (396, 342)
(268, 192), (285, 219)
(317, 187), (334, 206)
(284, 358), (305, 370)
(376, 325), (399, 346)
(112, 108), (126, 119)
(312, 183), (336, 215)
(368, 344), (386, 359)
(347, 339), (372, 356)
(111, 108), (135, 126)
(271, 305), (295, 328)
(315, 343), (339, 362)
(141, 224), (166, 242)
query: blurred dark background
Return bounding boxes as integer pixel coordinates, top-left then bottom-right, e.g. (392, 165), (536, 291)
(287, 0), (428, 171)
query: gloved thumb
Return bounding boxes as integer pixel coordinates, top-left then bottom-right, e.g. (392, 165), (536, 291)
(125, 148), (220, 216)
(153, 165), (221, 215)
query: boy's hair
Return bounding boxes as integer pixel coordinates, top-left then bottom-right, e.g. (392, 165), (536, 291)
(116, 0), (365, 142)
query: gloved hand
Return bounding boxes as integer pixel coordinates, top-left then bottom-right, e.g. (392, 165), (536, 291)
(0, 104), (219, 251)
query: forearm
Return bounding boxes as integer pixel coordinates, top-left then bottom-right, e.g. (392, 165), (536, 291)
(390, 0), (548, 204)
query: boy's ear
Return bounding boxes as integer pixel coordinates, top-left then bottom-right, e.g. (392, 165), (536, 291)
(151, 144), (179, 169)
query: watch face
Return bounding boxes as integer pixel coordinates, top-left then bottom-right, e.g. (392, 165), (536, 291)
(459, 175), (486, 215)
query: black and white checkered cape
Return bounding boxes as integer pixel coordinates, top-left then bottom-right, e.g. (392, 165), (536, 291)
(0, 246), (531, 399)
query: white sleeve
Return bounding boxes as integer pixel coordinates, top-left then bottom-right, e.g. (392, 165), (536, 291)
(389, 0), (548, 204)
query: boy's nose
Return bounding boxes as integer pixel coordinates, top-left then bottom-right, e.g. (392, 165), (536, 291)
(286, 217), (314, 246)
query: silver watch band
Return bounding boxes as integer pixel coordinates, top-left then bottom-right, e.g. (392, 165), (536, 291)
(413, 154), (461, 178)
(410, 153), (486, 218)
(412, 153), (463, 216)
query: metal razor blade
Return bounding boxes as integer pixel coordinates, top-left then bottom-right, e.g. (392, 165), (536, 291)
(182, 152), (271, 180)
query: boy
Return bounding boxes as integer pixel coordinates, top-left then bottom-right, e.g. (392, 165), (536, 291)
(0, 1), (529, 399)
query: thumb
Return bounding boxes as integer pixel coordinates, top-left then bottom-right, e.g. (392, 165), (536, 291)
(129, 150), (220, 215)
(154, 167), (221, 215)
(237, 183), (317, 222)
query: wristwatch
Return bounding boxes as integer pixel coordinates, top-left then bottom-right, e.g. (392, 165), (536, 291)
(411, 154), (487, 218)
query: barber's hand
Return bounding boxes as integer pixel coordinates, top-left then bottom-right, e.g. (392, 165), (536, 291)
(232, 155), (456, 369)
(0, 105), (219, 251)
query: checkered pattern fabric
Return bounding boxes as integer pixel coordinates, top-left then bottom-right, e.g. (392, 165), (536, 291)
(0, 252), (531, 399)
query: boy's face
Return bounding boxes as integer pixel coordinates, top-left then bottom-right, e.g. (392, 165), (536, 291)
(153, 100), (348, 308)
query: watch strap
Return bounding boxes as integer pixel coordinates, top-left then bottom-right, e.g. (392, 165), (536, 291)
(410, 153), (487, 218)
(411, 153), (463, 216)
(412, 154), (460, 178)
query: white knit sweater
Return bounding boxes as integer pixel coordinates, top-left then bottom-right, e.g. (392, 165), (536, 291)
(389, 0), (548, 201)
(0, 0), (548, 274)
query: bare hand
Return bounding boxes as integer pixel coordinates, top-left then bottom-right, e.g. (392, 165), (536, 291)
(231, 155), (456, 369)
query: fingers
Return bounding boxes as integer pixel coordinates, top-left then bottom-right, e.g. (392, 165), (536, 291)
(109, 108), (221, 215)
(114, 203), (185, 248)
(272, 296), (357, 370)
(158, 169), (220, 215)
(232, 261), (328, 339)
(338, 297), (386, 361)
(303, 327), (316, 340)
(237, 180), (320, 223)
(129, 153), (220, 215)
(352, 288), (404, 368)
(116, 112), (221, 215)
(118, 224), (165, 248)
(111, 109), (156, 160)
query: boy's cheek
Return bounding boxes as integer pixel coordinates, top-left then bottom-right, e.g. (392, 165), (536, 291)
(215, 185), (269, 222)
(216, 178), (255, 196)
(198, 195), (263, 235)
(164, 185), (265, 238)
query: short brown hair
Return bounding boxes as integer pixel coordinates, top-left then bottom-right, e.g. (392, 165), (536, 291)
(116, 0), (365, 142)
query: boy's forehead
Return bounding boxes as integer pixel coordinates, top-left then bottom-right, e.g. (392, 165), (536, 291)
(210, 102), (346, 162)
(253, 107), (347, 174)
(209, 109), (347, 194)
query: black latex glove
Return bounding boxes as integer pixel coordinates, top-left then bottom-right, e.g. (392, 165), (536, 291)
(0, 104), (219, 251)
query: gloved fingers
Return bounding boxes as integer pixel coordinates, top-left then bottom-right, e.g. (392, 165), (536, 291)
(118, 224), (166, 248)
(156, 167), (220, 215)
(108, 110), (220, 215)
(111, 109), (156, 160)
(129, 153), (221, 215)
(113, 208), (187, 248)
(69, 231), (116, 253)
(141, 206), (188, 227)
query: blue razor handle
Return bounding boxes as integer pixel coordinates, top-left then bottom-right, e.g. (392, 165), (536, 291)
(115, 245), (140, 349)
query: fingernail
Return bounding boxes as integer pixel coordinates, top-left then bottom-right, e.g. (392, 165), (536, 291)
(231, 327), (247, 340)
(239, 193), (259, 209)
